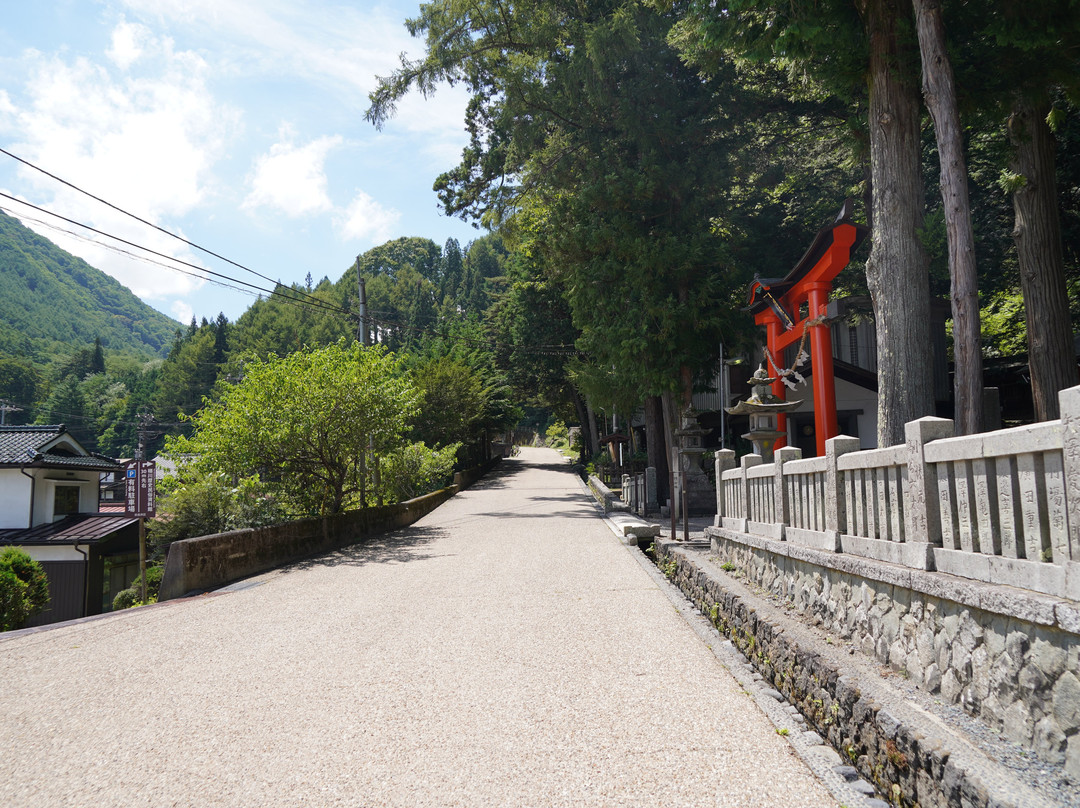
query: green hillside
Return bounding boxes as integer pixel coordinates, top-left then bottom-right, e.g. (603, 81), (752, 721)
(0, 210), (180, 362)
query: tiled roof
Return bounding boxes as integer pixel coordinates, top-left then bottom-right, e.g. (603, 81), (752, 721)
(35, 453), (120, 471)
(0, 425), (119, 470)
(0, 425), (64, 464)
(0, 514), (139, 545)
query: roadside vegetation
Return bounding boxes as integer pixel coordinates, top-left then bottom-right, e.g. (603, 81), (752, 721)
(0, 548), (50, 631)
(1, 0), (1078, 565)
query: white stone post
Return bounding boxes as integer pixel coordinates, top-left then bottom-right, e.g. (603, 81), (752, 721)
(732, 453), (763, 533)
(825, 435), (861, 551)
(903, 416), (954, 570)
(645, 466), (658, 514)
(713, 450), (736, 526)
(1059, 386), (1080, 581)
(773, 446), (802, 539)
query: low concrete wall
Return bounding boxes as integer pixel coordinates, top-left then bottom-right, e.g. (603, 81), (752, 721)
(704, 525), (1080, 780)
(586, 475), (629, 513)
(160, 458), (500, 600)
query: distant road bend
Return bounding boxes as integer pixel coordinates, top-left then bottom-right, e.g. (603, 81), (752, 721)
(0, 447), (839, 807)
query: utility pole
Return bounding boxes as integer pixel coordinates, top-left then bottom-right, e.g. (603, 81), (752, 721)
(134, 411), (158, 603)
(357, 266), (373, 506)
(356, 258), (370, 346)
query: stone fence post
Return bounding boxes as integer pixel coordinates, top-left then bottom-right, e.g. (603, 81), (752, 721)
(713, 450), (736, 526)
(727, 453), (763, 532)
(1060, 386), (1080, 574)
(825, 435), (861, 551)
(903, 416), (954, 570)
(645, 466), (658, 514)
(773, 446), (802, 538)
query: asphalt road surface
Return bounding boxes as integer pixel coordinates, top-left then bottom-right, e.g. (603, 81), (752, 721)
(0, 447), (839, 807)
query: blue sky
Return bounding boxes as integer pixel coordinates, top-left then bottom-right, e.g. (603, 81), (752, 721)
(0, 0), (480, 326)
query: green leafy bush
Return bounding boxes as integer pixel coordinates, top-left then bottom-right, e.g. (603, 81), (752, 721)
(381, 442), (460, 502)
(149, 470), (286, 561)
(111, 588), (140, 611)
(0, 547), (50, 631)
(545, 420), (568, 447)
(111, 565), (163, 611)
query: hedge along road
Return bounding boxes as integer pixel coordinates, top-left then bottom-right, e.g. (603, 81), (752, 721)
(0, 447), (839, 808)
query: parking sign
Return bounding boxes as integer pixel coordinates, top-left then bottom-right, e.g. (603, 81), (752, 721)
(124, 460), (156, 517)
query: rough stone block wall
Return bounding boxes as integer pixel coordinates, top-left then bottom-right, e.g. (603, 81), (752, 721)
(654, 539), (1041, 808)
(706, 529), (1080, 781)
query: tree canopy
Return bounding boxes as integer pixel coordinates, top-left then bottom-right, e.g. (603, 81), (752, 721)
(166, 341), (419, 516)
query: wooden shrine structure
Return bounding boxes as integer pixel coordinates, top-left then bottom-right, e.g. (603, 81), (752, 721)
(745, 200), (870, 456)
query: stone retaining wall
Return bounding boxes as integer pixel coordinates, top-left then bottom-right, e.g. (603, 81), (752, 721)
(704, 526), (1080, 781)
(654, 538), (1046, 808)
(159, 459), (500, 600)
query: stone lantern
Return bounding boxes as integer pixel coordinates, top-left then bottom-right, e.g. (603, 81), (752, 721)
(726, 365), (803, 462)
(672, 406), (714, 515)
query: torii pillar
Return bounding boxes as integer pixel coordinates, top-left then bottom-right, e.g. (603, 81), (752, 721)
(746, 201), (869, 457)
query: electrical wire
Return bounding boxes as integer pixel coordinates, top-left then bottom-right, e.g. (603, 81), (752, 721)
(0, 396), (186, 429)
(0, 152), (583, 357)
(0, 193), (355, 321)
(0, 145), (327, 302)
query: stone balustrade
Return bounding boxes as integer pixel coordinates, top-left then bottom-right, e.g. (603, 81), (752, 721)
(716, 385), (1080, 601)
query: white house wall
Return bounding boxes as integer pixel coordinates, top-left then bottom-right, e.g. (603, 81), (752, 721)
(0, 469), (33, 529)
(781, 377), (879, 450)
(33, 472), (99, 526)
(22, 544), (88, 562)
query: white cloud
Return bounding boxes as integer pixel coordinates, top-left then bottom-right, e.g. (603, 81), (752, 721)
(390, 85), (471, 166)
(107, 20), (150, 70)
(170, 299), (194, 325)
(242, 134), (342, 217)
(118, 0), (416, 89)
(116, 0), (470, 150)
(337, 190), (400, 244)
(0, 23), (239, 306)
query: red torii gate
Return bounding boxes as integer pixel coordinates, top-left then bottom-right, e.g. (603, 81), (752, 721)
(746, 201), (870, 457)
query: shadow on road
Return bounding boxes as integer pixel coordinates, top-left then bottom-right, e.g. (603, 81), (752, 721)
(281, 525), (452, 573)
(276, 456), (587, 572)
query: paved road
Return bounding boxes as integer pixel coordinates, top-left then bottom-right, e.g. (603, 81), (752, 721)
(1, 448), (839, 807)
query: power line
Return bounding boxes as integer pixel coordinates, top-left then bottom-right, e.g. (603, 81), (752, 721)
(1, 204), (260, 300)
(0, 151), (583, 358)
(1, 145), (308, 294)
(0, 397), (187, 429)
(0, 193), (353, 321)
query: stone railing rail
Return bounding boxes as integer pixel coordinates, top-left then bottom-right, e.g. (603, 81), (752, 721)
(715, 385), (1080, 600)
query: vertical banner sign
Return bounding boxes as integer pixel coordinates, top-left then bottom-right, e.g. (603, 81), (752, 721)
(124, 460), (156, 518)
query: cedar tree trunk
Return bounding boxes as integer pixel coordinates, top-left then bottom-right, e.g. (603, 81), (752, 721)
(1008, 94), (1078, 421)
(644, 394), (669, 504)
(913, 0), (983, 435)
(858, 0), (936, 447)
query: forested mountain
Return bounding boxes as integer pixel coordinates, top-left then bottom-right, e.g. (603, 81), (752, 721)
(0, 210), (179, 363)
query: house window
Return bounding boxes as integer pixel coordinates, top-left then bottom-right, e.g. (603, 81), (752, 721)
(54, 485), (80, 517)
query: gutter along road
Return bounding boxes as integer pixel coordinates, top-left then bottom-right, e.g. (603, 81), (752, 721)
(0, 447), (841, 807)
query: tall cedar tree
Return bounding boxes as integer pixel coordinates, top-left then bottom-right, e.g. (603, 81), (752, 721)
(913, 0), (983, 435)
(367, 1), (747, 414)
(675, 0), (937, 446)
